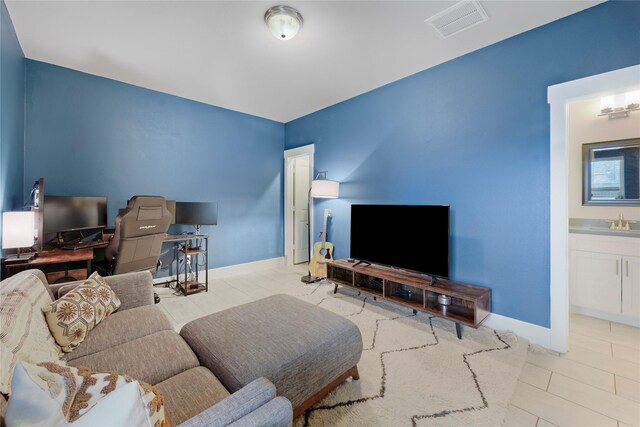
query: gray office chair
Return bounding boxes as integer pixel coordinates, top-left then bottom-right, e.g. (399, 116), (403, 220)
(103, 196), (172, 276)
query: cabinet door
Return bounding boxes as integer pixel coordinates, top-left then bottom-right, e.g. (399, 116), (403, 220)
(570, 250), (621, 314)
(622, 255), (640, 318)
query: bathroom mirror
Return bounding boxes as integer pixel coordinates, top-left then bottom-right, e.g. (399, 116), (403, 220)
(583, 138), (640, 205)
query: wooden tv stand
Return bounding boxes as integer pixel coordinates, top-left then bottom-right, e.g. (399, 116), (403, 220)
(327, 259), (491, 339)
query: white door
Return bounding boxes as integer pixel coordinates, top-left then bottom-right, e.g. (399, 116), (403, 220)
(293, 156), (310, 264)
(570, 250), (621, 314)
(622, 255), (640, 318)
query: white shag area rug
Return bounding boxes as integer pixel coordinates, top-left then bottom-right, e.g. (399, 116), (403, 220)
(287, 281), (529, 427)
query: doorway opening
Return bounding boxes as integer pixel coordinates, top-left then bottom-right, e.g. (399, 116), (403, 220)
(548, 64), (639, 352)
(284, 144), (314, 266)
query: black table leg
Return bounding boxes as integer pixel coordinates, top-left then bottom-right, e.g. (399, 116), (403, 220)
(455, 323), (462, 339)
(333, 283), (338, 294)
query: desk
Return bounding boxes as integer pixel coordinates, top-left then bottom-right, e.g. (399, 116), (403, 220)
(164, 234), (208, 243)
(1, 235), (209, 293)
(2, 248), (98, 283)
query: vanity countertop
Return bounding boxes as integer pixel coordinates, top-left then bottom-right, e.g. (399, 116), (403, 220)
(569, 226), (640, 238)
(569, 218), (640, 239)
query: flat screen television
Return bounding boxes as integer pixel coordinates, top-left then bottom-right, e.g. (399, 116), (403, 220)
(350, 204), (449, 278)
(43, 196), (108, 233)
(175, 202), (218, 226)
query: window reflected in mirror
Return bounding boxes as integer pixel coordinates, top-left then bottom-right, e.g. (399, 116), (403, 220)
(583, 139), (640, 205)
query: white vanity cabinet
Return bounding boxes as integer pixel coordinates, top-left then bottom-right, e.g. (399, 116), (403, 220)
(569, 234), (640, 324)
(622, 255), (640, 317)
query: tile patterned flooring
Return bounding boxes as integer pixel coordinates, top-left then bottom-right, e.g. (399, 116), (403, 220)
(506, 313), (640, 427)
(157, 264), (640, 427)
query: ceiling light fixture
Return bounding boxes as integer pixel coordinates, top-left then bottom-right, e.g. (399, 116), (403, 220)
(264, 5), (303, 41)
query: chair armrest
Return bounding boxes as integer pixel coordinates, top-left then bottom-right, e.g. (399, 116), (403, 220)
(178, 378), (291, 427)
(103, 271), (154, 311)
(228, 397), (292, 427)
(48, 271), (154, 311)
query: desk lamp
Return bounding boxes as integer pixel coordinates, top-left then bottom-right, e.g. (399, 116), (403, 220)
(301, 172), (340, 284)
(2, 211), (36, 263)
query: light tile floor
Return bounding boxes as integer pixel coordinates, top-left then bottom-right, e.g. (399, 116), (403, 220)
(157, 264), (640, 427)
(505, 314), (640, 427)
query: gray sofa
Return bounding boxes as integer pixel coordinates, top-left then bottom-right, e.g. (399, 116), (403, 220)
(0, 270), (292, 427)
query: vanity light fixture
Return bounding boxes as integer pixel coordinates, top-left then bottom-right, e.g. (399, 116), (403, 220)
(598, 91), (640, 120)
(264, 5), (303, 40)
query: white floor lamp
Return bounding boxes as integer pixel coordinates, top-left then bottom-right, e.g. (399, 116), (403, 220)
(301, 171), (340, 283)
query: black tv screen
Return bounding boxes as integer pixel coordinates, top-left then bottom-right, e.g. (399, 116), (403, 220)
(43, 196), (107, 233)
(175, 202), (218, 226)
(350, 204), (450, 278)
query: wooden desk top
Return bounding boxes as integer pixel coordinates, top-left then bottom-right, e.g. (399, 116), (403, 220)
(38, 248), (94, 262)
(4, 234), (205, 269)
(165, 234), (208, 243)
(5, 248), (94, 269)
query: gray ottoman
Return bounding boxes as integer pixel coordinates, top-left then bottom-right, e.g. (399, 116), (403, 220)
(180, 294), (363, 418)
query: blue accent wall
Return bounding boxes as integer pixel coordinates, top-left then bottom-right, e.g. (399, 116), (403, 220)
(285, 1), (640, 327)
(25, 60), (284, 269)
(0, 0), (25, 255)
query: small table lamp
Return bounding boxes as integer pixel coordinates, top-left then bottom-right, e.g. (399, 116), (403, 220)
(2, 211), (36, 262)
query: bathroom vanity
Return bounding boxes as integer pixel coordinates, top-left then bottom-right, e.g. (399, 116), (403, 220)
(569, 226), (640, 326)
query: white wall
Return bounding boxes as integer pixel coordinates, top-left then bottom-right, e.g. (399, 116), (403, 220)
(568, 95), (640, 220)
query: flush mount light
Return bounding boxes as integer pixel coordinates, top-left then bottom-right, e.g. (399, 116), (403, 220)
(264, 5), (303, 40)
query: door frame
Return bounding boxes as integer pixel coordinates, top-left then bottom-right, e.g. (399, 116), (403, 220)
(547, 64), (639, 352)
(284, 144), (315, 266)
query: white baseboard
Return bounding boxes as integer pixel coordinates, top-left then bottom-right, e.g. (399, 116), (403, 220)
(571, 306), (640, 328)
(154, 257), (285, 284)
(483, 312), (551, 350)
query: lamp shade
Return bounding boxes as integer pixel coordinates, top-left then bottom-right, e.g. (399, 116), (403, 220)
(2, 211), (35, 249)
(310, 179), (340, 198)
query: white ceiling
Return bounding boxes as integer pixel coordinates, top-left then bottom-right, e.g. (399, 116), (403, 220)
(6, 1), (602, 123)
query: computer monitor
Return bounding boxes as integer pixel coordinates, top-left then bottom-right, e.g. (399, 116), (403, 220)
(175, 202), (218, 226)
(43, 196), (108, 233)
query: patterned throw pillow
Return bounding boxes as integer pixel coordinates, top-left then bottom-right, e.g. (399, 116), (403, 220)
(42, 272), (121, 352)
(0, 270), (63, 395)
(5, 361), (167, 427)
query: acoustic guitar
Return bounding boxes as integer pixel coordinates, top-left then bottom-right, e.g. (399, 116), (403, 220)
(309, 209), (335, 278)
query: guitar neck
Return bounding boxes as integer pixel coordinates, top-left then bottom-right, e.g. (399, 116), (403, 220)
(320, 210), (329, 247)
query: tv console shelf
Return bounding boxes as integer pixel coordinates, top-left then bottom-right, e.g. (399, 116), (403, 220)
(327, 259), (490, 339)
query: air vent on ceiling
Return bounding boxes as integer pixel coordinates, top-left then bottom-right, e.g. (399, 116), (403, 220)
(425, 1), (489, 39)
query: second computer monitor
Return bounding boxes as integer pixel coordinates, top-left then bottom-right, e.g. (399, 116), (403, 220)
(175, 202), (218, 226)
